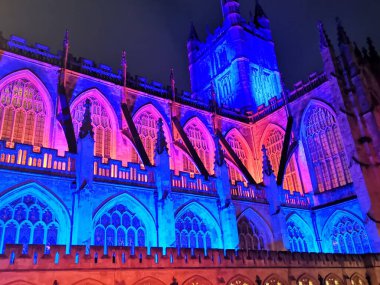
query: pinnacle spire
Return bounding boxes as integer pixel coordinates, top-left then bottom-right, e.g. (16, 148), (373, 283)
(214, 136), (225, 167)
(155, 118), (168, 155)
(170, 68), (176, 101)
(353, 42), (363, 62)
(262, 145), (273, 176)
(121, 50), (128, 87)
(336, 18), (350, 45)
(188, 22), (200, 42)
(317, 21), (332, 50)
(63, 29), (69, 48)
(255, 0), (267, 19)
(254, 0), (270, 29)
(79, 99), (94, 139)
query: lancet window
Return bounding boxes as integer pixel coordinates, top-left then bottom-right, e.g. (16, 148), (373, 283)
(0, 194), (59, 252)
(238, 217), (265, 250)
(184, 122), (213, 174)
(265, 128), (301, 192)
(304, 105), (352, 192)
(72, 96), (112, 158)
(325, 276), (343, 285)
(93, 204), (146, 247)
(298, 276), (315, 285)
(134, 111), (158, 165)
(265, 277), (284, 285)
(175, 210), (212, 250)
(226, 133), (249, 183)
(331, 216), (371, 254)
(287, 221), (309, 252)
(0, 78), (47, 146)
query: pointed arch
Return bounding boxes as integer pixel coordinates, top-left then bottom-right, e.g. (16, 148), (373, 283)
(0, 181), (71, 251)
(263, 274), (287, 285)
(226, 275), (254, 285)
(132, 103), (173, 165)
(71, 88), (118, 158)
(237, 208), (274, 250)
(3, 281), (37, 285)
(93, 193), (156, 247)
(350, 273), (368, 285)
(321, 210), (371, 254)
(286, 212), (317, 252)
(225, 128), (253, 183)
(72, 278), (105, 285)
(182, 275), (212, 285)
(300, 100), (352, 192)
(260, 123), (301, 193)
(183, 117), (215, 175)
(297, 274), (318, 285)
(175, 201), (222, 249)
(325, 274), (344, 285)
(0, 69), (54, 147)
(133, 276), (166, 285)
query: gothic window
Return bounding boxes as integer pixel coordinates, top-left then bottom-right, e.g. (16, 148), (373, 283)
(184, 122), (213, 174)
(0, 195), (59, 252)
(351, 275), (367, 285)
(264, 128), (301, 193)
(226, 133), (249, 183)
(219, 74), (232, 106)
(265, 276), (285, 285)
(72, 96), (112, 158)
(134, 111), (158, 165)
(298, 276), (315, 285)
(0, 78), (47, 146)
(182, 153), (199, 174)
(175, 210), (212, 251)
(304, 105), (352, 192)
(330, 216), (371, 254)
(93, 204), (146, 247)
(287, 221), (309, 252)
(325, 275), (343, 285)
(228, 277), (252, 285)
(238, 217), (265, 250)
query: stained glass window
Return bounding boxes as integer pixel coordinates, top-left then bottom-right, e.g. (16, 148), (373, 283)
(175, 210), (212, 251)
(331, 216), (371, 254)
(287, 221), (309, 252)
(0, 195), (59, 252)
(304, 106), (352, 192)
(238, 217), (266, 250)
(184, 122), (213, 174)
(93, 204), (146, 247)
(265, 128), (301, 193)
(72, 96), (112, 158)
(0, 78), (47, 146)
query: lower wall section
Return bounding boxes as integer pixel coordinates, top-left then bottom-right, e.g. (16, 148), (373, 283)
(0, 245), (379, 285)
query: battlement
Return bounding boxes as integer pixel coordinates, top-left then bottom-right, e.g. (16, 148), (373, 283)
(171, 171), (217, 196)
(0, 243), (377, 270)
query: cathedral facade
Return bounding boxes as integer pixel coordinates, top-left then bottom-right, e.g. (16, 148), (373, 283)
(0, 1), (380, 284)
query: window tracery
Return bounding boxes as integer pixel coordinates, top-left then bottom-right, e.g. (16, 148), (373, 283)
(287, 221), (309, 252)
(0, 194), (59, 252)
(93, 204), (146, 247)
(184, 122), (213, 174)
(304, 105), (352, 192)
(264, 128), (301, 192)
(331, 216), (371, 254)
(134, 111), (158, 165)
(72, 96), (112, 158)
(175, 210), (212, 251)
(238, 217), (265, 250)
(0, 78), (47, 146)
(226, 133), (248, 183)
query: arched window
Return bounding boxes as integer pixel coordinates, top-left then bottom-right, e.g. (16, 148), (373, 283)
(0, 194), (59, 252)
(325, 275), (343, 285)
(175, 210), (212, 251)
(226, 133), (249, 183)
(287, 221), (309, 252)
(93, 204), (146, 247)
(72, 96), (112, 158)
(0, 78), (47, 146)
(351, 274), (368, 285)
(238, 217), (265, 250)
(331, 216), (371, 254)
(304, 105), (352, 192)
(184, 121), (214, 174)
(134, 111), (158, 165)
(265, 276), (285, 285)
(298, 275), (316, 285)
(264, 128), (301, 193)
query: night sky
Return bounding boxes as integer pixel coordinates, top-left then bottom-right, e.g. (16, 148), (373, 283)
(0, 0), (379, 92)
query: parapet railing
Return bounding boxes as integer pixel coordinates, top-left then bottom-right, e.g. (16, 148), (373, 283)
(230, 182), (267, 203)
(281, 190), (312, 209)
(93, 158), (155, 187)
(0, 141), (76, 176)
(0, 243), (374, 270)
(171, 171), (217, 196)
